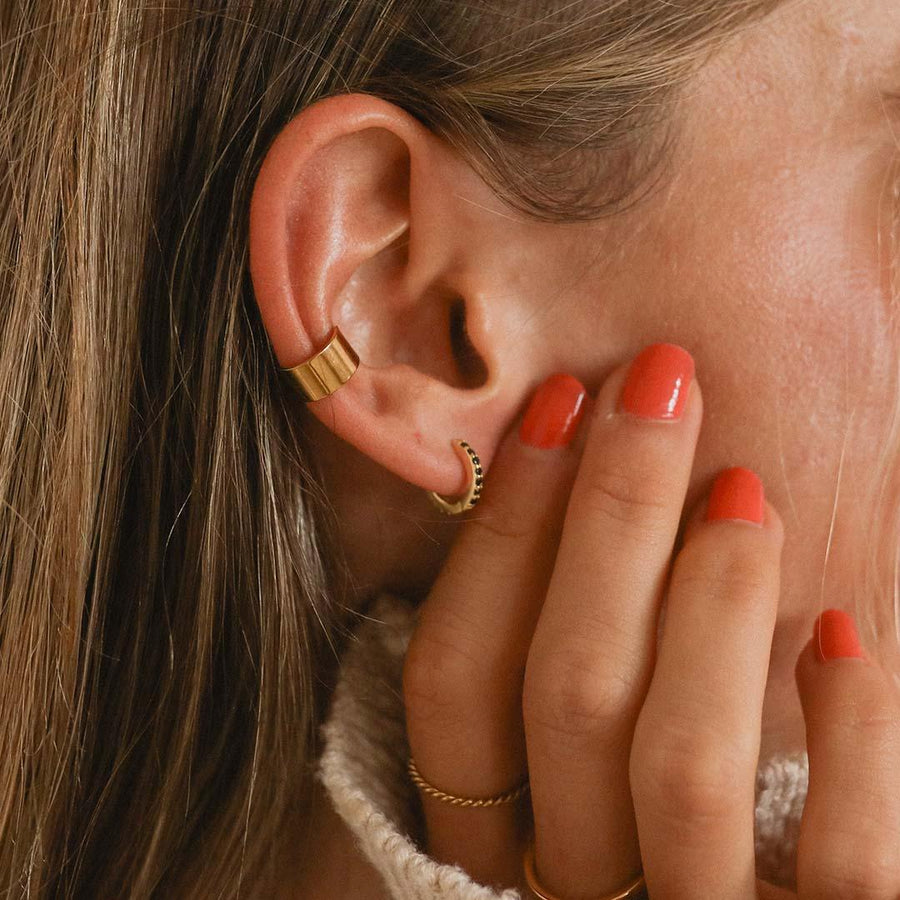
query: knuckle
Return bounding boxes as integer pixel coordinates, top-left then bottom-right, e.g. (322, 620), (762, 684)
(673, 535), (775, 606)
(803, 843), (899, 900)
(847, 692), (900, 738)
(402, 628), (484, 727)
(578, 458), (672, 534)
(808, 678), (900, 739)
(464, 509), (536, 544)
(631, 716), (745, 825)
(524, 652), (638, 742)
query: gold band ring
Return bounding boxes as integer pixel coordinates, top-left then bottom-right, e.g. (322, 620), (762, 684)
(523, 835), (646, 900)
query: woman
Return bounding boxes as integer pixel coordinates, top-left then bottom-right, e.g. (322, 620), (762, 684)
(3, 0), (900, 896)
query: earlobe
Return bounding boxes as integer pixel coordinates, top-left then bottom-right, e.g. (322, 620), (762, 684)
(247, 92), (529, 498)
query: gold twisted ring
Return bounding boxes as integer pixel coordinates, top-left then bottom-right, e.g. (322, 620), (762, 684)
(406, 756), (529, 809)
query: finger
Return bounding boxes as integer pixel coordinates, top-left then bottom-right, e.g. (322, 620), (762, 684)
(794, 610), (900, 899)
(403, 373), (588, 889)
(629, 468), (784, 898)
(523, 343), (702, 898)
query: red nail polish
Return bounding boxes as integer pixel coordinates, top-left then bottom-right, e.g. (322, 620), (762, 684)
(813, 609), (866, 662)
(706, 467), (765, 524)
(519, 374), (588, 449)
(619, 343), (695, 420)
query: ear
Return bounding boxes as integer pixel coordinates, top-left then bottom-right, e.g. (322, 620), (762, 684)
(248, 93), (542, 496)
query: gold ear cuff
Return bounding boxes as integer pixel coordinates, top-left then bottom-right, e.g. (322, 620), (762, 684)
(427, 440), (483, 515)
(280, 326), (359, 401)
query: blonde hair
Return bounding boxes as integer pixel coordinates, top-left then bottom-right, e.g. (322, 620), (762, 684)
(0, 1), (800, 895)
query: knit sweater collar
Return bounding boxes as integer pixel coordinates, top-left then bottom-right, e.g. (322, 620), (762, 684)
(317, 592), (809, 899)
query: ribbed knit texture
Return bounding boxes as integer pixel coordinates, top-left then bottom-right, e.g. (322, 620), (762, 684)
(318, 593), (809, 898)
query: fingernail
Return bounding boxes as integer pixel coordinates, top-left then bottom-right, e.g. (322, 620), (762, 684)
(519, 373), (588, 449)
(813, 609), (867, 663)
(619, 343), (695, 421)
(706, 467), (765, 525)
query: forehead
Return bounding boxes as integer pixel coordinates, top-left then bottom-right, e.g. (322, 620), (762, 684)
(797, 0), (900, 96)
(766, 0), (898, 91)
(686, 0), (900, 143)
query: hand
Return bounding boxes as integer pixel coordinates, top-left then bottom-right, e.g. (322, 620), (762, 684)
(402, 345), (900, 899)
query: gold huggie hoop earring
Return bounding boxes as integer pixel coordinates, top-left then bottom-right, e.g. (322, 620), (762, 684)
(428, 440), (483, 515)
(280, 326), (359, 401)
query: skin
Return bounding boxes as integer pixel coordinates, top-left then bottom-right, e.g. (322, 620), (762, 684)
(248, 0), (900, 896)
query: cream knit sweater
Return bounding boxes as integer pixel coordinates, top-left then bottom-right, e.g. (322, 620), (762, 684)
(317, 593), (809, 899)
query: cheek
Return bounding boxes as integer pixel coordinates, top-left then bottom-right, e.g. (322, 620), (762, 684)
(644, 149), (899, 539)
(687, 158), (890, 408)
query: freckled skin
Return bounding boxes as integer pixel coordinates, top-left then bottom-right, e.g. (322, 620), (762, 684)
(313, 0), (900, 765)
